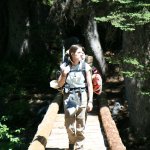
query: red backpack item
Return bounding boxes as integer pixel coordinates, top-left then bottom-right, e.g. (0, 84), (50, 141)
(92, 67), (102, 95)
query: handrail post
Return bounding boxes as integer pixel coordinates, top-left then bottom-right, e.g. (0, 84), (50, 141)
(28, 93), (62, 150)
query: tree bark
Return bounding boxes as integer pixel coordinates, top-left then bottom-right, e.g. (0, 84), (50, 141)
(7, 0), (30, 57)
(0, 0), (8, 57)
(85, 13), (106, 75)
(122, 24), (150, 136)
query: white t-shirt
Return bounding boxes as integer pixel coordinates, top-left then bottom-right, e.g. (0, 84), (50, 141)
(65, 62), (91, 88)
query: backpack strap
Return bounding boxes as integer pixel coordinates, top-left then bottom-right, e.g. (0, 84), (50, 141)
(69, 61), (87, 82)
(69, 61), (86, 73)
(81, 61), (86, 83)
(64, 61), (87, 93)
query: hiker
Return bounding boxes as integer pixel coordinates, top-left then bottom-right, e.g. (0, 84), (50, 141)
(85, 55), (102, 95)
(57, 44), (93, 150)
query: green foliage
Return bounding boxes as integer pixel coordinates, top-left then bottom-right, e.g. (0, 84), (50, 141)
(140, 90), (150, 96)
(42, 0), (54, 6)
(94, 0), (150, 30)
(105, 54), (150, 96)
(105, 55), (148, 78)
(113, 0), (133, 4)
(121, 71), (137, 78)
(91, 0), (102, 3)
(123, 57), (144, 69)
(0, 116), (25, 149)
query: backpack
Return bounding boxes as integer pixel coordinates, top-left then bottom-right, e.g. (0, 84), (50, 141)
(64, 60), (102, 95)
(91, 67), (102, 95)
(50, 55), (102, 95)
(85, 55), (102, 95)
(64, 61), (87, 93)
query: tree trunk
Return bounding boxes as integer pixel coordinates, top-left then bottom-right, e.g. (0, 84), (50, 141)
(122, 24), (150, 136)
(85, 13), (106, 75)
(48, 0), (107, 77)
(7, 0), (30, 57)
(0, 0), (8, 58)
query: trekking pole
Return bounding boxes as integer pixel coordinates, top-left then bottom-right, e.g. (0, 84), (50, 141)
(59, 40), (66, 72)
(62, 40), (65, 62)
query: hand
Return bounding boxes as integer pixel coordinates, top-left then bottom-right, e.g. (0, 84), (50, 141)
(62, 65), (70, 76)
(87, 102), (93, 112)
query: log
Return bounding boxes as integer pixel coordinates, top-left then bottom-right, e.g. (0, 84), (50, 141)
(28, 93), (62, 150)
(100, 106), (126, 150)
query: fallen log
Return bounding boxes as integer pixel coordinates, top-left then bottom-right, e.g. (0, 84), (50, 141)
(100, 106), (126, 150)
(28, 93), (62, 150)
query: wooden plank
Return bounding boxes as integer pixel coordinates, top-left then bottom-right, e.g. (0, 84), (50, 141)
(46, 113), (106, 150)
(84, 115), (106, 150)
(46, 114), (68, 149)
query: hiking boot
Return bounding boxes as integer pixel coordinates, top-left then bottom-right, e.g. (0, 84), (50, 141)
(65, 144), (74, 150)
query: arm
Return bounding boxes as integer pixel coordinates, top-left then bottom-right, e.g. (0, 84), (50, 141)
(57, 65), (70, 87)
(86, 70), (93, 112)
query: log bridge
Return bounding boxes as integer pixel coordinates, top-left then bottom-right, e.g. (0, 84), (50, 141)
(28, 93), (126, 150)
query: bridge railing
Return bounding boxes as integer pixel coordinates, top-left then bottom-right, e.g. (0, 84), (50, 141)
(28, 93), (62, 150)
(100, 106), (126, 150)
(99, 94), (126, 150)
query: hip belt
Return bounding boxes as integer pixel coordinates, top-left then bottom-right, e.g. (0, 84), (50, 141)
(64, 87), (86, 94)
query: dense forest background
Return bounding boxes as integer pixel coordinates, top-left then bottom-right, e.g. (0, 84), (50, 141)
(0, 0), (150, 149)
